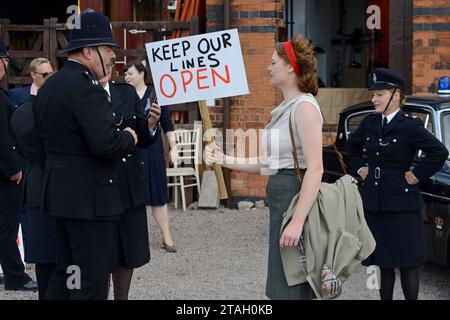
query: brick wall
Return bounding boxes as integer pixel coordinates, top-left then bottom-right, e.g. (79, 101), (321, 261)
(206, 0), (284, 198)
(413, 0), (450, 95)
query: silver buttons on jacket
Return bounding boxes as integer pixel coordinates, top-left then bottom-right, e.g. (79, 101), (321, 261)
(109, 179), (113, 184)
(405, 188), (408, 192)
(122, 158), (127, 163)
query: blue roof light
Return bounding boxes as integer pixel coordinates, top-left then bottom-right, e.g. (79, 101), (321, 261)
(438, 76), (450, 95)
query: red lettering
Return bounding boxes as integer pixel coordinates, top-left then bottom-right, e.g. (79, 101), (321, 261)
(196, 68), (210, 90)
(212, 65), (230, 87)
(181, 70), (193, 93)
(160, 74), (177, 98)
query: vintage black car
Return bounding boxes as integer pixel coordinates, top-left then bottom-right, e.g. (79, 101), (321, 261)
(323, 96), (450, 266)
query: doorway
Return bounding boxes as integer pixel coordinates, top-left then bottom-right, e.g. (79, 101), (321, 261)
(285, 0), (389, 88)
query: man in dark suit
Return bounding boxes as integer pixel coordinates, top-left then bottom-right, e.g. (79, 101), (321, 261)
(33, 11), (138, 300)
(8, 85), (30, 107)
(9, 58), (54, 107)
(0, 38), (38, 291)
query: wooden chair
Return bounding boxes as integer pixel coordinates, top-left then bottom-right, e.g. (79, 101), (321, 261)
(166, 128), (202, 211)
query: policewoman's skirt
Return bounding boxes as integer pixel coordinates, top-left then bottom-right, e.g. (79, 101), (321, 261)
(362, 209), (427, 268)
(25, 207), (57, 264)
(265, 169), (314, 300)
(113, 205), (150, 270)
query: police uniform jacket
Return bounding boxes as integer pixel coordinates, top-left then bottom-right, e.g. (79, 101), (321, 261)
(33, 60), (135, 220)
(346, 110), (449, 212)
(109, 81), (155, 209)
(10, 96), (44, 209)
(0, 88), (22, 186)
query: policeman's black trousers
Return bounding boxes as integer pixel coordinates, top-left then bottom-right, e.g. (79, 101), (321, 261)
(0, 184), (31, 288)
(35, 263), (56, 300)
(45, 218), (117, 300)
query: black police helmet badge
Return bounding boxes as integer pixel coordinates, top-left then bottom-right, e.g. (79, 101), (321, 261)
(368, 68), (406, 92)
(62, 11), (120, 53)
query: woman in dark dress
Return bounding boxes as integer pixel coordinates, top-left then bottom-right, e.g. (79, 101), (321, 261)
(9, 66), (54, 299)
(124, 61), (178, 253)
(99, 68), (160, 300)
(346, 68), (448, 300)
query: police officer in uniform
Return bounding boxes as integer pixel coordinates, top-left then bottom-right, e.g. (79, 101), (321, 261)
(98, 70), (161, 300)
(346, 68), (449, 300)
(33, 12), (138, 300)
(0, 39), (38, 291)
(10, 72), (56, 299)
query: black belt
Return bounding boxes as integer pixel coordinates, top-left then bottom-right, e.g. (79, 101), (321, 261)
(370, 166), (407, 179)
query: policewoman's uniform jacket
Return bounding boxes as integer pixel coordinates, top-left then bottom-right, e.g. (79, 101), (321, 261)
(346, 110), (448, 213)
(0, 87), (22, 183)
(10, 95), (44, 209)
(109, 81), (155, 210)
(33, 60), (136, 220)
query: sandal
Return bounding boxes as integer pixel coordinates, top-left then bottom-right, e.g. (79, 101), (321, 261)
(321, 265), (342, 298)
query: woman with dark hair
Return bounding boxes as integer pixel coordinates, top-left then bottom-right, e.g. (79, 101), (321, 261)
(205, 35), (323, 300)
(125, 60), (178, 253)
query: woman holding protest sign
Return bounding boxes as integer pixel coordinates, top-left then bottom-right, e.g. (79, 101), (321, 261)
(204, 35), (323, 300)
(125, 60), (178, 253)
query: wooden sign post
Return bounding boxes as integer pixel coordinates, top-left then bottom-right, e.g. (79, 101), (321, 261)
(198, 100), (228, 200)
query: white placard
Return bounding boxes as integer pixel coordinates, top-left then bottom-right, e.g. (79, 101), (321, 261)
(146, 29), (249, 106)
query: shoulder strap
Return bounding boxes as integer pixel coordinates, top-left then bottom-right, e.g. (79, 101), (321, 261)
(288, 108), (304, 184)
(288, 103), (347, 185)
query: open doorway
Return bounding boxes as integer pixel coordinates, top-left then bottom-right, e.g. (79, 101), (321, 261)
(285, 0), (389, 88)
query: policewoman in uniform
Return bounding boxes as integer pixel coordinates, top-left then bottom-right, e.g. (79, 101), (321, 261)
(346, 68), (448, 300)
(98, 71), (161, 300)
(10, 72), (56, 299)
(33, 12), (138, 300)
(0, 39), (38, 291)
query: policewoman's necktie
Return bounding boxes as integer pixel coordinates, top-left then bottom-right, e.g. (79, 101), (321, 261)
(382, 116), (388, 136)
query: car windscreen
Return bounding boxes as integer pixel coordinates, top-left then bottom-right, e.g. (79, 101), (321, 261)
(440, 112), (450, 157)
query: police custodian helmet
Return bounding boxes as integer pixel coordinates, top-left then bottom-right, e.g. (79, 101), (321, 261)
(62, 11), (120, 53)
(0, 39), (9, 58)
(368, 68), (406, 92)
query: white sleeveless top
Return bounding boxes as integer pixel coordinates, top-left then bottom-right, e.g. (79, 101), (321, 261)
(261, 94), (322, 174)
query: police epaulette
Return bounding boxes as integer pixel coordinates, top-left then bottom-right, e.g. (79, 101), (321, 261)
(82, 70), (99, 85)
(110, 80), (133, 87)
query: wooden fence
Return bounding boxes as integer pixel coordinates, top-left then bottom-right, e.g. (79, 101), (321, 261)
(0, 16), (199, 86)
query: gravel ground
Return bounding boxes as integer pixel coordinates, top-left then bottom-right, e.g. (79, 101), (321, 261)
(1, 206), (449, 300)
